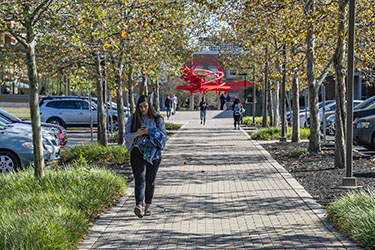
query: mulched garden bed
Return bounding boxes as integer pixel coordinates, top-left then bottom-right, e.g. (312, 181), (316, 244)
(262, 141), (375, 207)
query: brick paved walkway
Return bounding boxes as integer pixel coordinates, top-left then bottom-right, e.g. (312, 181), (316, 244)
(78, 111), (361, 249)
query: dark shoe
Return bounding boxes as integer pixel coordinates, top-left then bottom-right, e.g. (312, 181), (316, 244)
(201, 120), (202, 124)
(134, 206), (143, 218)
(238, 127), (240, 130)
(234, 127), (236, 130)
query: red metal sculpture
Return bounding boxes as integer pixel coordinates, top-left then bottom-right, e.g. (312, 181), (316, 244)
(177, 57), (252, 95)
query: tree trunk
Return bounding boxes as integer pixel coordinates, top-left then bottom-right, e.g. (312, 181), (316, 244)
(268, 81), (273, 127)
(305, 0), (320, 154)
(292, 72), (300, 142)
(274, 81), (280, 127)
(143, 74), (148, 96)
(262, 45), (269, 127)
(96, 53), (107, 145)
(155, 79), (160, 112)
(334, 0), (349, 168)
(127, 63), (135, 114)
(116, 59), (125, 145)
(26, 24), (45, 178)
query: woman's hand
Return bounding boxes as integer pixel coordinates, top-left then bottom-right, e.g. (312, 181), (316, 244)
(134, 127), (148, 138)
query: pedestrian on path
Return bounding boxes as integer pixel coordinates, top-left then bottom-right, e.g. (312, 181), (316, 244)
(232, 98), (243, 130)
(125, 95), (167, 218)
(225, 94), (231, 110)
(219, 93), (226, 110)
(171, 94), (178, 115)
(164, 95), (173, 120)
(199, 96), (208, 125)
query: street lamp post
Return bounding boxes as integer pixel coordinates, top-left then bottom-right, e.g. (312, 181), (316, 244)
(343, 0), (357, 187)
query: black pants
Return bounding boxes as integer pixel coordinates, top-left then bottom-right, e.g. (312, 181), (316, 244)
(234, 114), (241, 128)
(130, 148), (161, 206)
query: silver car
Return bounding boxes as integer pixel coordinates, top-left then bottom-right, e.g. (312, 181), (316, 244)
(39, 98), (125, 129)
(0, 124), (60, 172)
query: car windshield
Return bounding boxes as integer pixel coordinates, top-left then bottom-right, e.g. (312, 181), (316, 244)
(0, 116), (12, 124)
(0, 120), (11, 127)
(0, 109), (22, 122)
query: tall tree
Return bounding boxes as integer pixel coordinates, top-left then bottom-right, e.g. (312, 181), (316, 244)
(0, 0), (62, 178)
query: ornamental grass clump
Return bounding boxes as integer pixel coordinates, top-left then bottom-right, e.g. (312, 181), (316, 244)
(165, 122), (182, 130)
(251, 127), (281, 140)
(243, 116), (269, 125)
(327, 188), (375, 249)
(291, 149), (309, 158)
(59, 143), (129, 165)
(0, 165), (127, 250)
(251, 127), (310, 140)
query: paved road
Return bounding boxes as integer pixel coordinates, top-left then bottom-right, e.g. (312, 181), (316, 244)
(65, 127), (97, 146)
(77, 111), (360, 249)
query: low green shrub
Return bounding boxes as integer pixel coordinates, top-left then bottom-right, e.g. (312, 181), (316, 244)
(165, 122), (182, 130)
(251, 127), (310, 140)
(110, 131), (119, 142)
(251, 127), (281, 140)
(59, 143), (129, 165)
(291, 149), (309, 158)
(286, 128), (310, 140)
(0, 165), (127, 250)
(327, 189), (375, 249)
(243, 116), (269, 126)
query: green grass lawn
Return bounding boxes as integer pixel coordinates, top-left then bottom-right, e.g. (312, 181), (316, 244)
(0, 165), (127, 250)
(0, 107), (30, 120)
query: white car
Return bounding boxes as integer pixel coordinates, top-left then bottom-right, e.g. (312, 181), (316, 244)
(298, 100), (363, 128)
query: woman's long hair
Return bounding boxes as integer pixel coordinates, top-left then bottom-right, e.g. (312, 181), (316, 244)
(131, 95), (161, 132)
(233, 98), (240, 105)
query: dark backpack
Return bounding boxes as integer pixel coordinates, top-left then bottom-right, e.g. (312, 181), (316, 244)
(234, 104), (242, 116)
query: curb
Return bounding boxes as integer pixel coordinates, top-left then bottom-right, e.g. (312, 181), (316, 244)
(240, 128), (363, 250)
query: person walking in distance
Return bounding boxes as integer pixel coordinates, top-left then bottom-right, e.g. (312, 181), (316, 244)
(171, 94), (178, 115)
(232, 98), (243, 130)
(125, 95), (167, 218)
(219, 93), (226, 110)
(225, 94), (231, 110)
(164, 95), (173, 120)
(199, 96), (208, 125)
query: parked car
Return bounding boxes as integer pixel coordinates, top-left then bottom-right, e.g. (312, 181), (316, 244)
(326, 97), (375, 135)
(0, 108), (67, 148)
(39, 96), (128, 129)
(320, 100), (363, 135)
(0, 124), (60, 172)
(0, 119), (60, 148)
(353, 115), (375, 150)
(39, 96), (131, 118)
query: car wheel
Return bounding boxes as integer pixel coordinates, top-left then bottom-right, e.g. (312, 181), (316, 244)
(109, 117), (118, 131)
(0, 151), (20, 173)
(327, 127), (335, 136)
(47, 118), (65, 128)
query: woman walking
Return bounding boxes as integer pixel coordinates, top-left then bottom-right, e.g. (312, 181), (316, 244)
(232, 98), (243, 130)
(199, 96), (208, 125)
(125, 95), (167, 218)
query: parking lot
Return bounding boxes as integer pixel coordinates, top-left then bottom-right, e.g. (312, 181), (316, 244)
(66, 127), (98, 146)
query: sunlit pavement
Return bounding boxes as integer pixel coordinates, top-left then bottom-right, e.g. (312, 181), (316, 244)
(78, 110), (361, 250)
